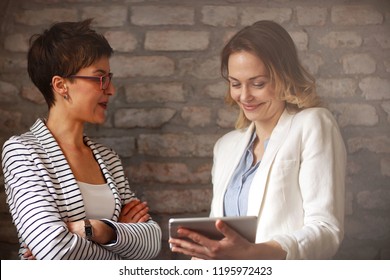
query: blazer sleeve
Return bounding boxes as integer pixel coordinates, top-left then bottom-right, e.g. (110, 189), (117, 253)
(99, 164), (161, 260)
(272, 108), (347, 259)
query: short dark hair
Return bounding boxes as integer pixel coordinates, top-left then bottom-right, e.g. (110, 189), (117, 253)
(27, 19), (113, 108)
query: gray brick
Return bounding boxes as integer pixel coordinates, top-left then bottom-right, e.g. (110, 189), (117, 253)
(0, 81), (19, 103)
(114, 108), (176, 128)
(290, 31), (308, 51)
(331, 5), (383, 25)
(81, 6), (127, 27)
(204, 81), (227, 99)
(201, 6), (238, 27)
(181, 106), (212, 128)
(4, 34), (30, 52)
(217, 107), (238, 128)
(241, 7), (292, 25)
(111, 56), (174, 77)
(128, 162), (211, 184)
(131, 6), (194, 25)
(0, 109), (22, 132)
(317, 78), (358, 99)
(145, 31), (209, 51)
(360, 77), (390, 100)
(21, 86), (45, 105)
(300, 53), (324, 75)
(347, 136), (390, 154)
(104, 31), (137, 52)
(330, 103), (378, 127)
(15, 9), (78, 25)
(297, 6), (327, 26)
(341, 53), (376, 74)
(125, 82), (185, 103)
(142, 188), (212, 214)
(93, 136), (136, 158)
(138, 133), (219, 157)
(319, 32), (363, 49)
(381, 158), (390, 177)
(381, 102), (390, 123)
(357, 190), (390, 210)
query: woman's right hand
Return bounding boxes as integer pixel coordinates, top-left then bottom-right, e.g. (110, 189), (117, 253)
(119, 199), (150, 223)
(23, 245), (36, 260)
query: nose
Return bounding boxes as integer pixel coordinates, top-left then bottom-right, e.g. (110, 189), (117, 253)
(104, 81), (115, 96)
(240, 85), (253, 102)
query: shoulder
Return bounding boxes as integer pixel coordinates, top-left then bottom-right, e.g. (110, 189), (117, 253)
(290, 107), (344, 148)
(2, 132), (39, 171)
(294, 107), (333, 119)
(3, 119), (50, 151)
(292, 107), (339, 128)
(2, 131), (37, 154)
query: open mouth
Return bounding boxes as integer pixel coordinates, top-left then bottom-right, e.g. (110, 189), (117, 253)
(99, 102), (108, 109)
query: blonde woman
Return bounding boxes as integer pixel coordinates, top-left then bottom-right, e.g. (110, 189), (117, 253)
(170, 20), (346, 260)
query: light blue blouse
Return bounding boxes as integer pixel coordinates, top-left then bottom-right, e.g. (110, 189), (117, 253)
(224, 132), (269, 216)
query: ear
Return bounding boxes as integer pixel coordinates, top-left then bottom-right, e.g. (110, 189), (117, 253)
(51, 76), (68, 97)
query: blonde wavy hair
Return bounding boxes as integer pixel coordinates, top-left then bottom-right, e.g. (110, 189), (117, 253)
(221, 20), (321, 129)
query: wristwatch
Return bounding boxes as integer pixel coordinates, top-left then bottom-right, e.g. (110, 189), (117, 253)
(84, 219), (93, 240)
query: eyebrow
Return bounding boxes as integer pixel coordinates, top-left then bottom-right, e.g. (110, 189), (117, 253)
(92, 69), (109, 75)
(228, 75), (268, 81)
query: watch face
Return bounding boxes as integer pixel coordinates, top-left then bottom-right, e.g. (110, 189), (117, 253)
(85, 225), (93, 239)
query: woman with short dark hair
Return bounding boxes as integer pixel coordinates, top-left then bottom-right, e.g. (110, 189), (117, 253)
(2, 19), (161, 260)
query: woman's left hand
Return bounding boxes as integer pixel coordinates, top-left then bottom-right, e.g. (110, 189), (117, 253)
(119, 199), (150, 223)
(168, 219), (253, 259)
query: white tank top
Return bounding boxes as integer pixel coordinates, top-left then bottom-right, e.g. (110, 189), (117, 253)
(78, 181), (115, 219)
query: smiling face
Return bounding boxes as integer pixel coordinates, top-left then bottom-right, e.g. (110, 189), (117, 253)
(228, 51), (285, 128)
(65, 56), (115, 125)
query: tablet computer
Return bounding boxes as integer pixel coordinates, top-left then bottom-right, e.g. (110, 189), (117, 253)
(169, 216), (257, 242)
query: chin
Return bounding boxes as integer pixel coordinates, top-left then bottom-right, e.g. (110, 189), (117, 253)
(243, 111), (262, 121)
(91, 117), (106, 125)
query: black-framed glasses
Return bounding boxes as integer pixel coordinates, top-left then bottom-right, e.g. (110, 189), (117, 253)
(67, 73), (113, 90)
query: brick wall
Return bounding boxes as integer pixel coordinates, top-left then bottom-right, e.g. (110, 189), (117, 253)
(0, 0), (389, 260)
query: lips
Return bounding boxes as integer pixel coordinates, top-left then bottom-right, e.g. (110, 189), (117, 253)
(99, 102), (108, 109)
(242, 103), (259, 111)
(241, 101), (269, 111)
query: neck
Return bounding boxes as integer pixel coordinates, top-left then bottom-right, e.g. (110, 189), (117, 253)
(254, 110), (284, 140)
(46, 108), (85, 148)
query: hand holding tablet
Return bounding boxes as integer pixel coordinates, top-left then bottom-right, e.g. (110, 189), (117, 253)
(169, 216), (257, 243)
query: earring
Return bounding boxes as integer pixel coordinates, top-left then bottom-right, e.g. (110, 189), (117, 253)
(64, 94), (68, 100)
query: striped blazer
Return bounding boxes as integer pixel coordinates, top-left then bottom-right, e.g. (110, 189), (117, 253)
(2, 119), (161, 260)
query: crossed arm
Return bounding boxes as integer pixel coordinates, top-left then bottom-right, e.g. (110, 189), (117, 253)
(23, 199), (151, 260)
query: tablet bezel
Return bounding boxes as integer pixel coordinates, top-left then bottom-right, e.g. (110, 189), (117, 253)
(169, 216), (257, 243)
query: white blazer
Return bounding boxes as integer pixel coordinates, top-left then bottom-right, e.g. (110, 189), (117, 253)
(210, 108), (346, 259)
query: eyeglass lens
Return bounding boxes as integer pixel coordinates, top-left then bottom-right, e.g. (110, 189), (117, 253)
(102, 74), (112, 90)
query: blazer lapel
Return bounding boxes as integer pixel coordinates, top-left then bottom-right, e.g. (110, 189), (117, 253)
(30, 119), (83, 220)
(212, 123), (255, 217)
(247, 109), (294, 216)
(85, 137), (122, 220)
